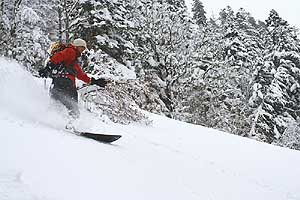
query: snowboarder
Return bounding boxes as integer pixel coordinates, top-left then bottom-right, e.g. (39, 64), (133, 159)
(39, 38), (108, 128)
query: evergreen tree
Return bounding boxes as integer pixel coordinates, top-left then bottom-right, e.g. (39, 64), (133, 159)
(69, 0), (135, 64)
(128, 0), (194, 117)
(192, 0), (207, 26)
(185, 7), (265, 135)
(0, 0), (23, 57)
(0, 0), (49, 71)
(276, 119), (300, 150)
(249, 9), (300, 143)
(265, 9), (300, 52)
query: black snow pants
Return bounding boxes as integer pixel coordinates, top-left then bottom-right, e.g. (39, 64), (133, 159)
(50, 77), (79, 119)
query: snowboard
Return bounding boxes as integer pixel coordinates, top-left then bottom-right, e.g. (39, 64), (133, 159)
(74, 130), (122, 143)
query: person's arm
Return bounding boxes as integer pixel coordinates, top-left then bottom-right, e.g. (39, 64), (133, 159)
(74, 63), (91, 83)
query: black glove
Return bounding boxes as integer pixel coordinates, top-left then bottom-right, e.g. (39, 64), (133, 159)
(38, 67), (50, 78)
(39, 61), (63, 78)
(38, 62), (56, 78)
(90, 77), (108, 87)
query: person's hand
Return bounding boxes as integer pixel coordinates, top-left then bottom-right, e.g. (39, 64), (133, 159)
(90, 77), (108, 87)
(38, 62), (57, 78)
(38, 68), (49, 78)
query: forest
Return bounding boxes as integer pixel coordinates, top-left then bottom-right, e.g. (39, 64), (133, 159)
(1, 0), (300, 150)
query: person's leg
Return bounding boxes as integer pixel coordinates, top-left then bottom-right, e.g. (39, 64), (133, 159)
(50, 78), (80, 119)
(65, 87), (79, 119)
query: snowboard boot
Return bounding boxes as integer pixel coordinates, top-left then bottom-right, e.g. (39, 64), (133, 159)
(65, 118), (76, 133)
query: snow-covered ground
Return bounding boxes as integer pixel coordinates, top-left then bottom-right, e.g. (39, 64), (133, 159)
(1, 57), (300, 200)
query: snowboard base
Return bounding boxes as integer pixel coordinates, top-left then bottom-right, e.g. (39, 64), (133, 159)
(75, 131), (122, 143)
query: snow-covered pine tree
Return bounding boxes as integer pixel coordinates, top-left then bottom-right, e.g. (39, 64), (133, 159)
(249, 9), (300, 143)
(0, 0), (49, 72)
(185, 7), (265, 135)
(275, 119), (300, 150)
(128, 0), (194, 118)
(192, 0), (206, 26)
(37, 0), (60, 41)
(178, 2), (216, 123)
(0, 0), (23, 57)
(69, 0), (135, 66)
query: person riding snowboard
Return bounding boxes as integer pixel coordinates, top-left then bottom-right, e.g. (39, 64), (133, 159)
(39, 38), (107, 128)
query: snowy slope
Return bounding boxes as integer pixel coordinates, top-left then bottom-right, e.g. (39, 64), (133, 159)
(1, 57), (300, 200)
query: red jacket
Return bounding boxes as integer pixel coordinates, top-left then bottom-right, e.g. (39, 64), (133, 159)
(50, 44), (90, 86)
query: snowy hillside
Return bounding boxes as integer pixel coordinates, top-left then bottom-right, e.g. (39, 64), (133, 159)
(1, 57), (300, 200)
